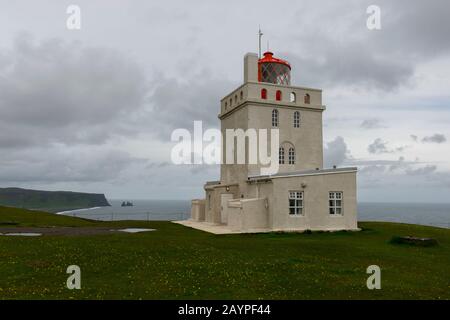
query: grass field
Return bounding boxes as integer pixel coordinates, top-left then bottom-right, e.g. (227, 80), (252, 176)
(0, 205), (449, 299)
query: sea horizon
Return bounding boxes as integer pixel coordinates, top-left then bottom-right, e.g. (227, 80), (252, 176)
(59, 199), (450, 229)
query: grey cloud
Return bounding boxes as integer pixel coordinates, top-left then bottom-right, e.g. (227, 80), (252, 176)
(0, 148), (142, 183)
(406, 165), (437, 176)
(323, 136), (351, 168)
(359, 165), (386, 175)
(386, 157), (437, 175)
(349, 158), (409, 166)
(286, 0), (450, 91)
(368, 138), (392, 154)
(190, 164), (219, 175)
(360, 119), (386, 129)
(0, 34), (147, 149)
(288, 46), (412, 91)
(0, 34), (231, 186)
(422, 134), (447, 144)
(395, 145), (409, 153)
(357, 157), (442, 192)
(146, 74), (234, 140)
(377, 0), (450, 60)
(410, 135), (418, 142)
(367, 139), (409, 154)
(388, 157), (407, 172)
(145, 162), (171, 169)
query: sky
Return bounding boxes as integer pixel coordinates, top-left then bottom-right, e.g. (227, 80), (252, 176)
(0, 0), (449, 202)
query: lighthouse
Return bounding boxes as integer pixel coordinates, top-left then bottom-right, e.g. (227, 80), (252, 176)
(182, 50), (358, 234)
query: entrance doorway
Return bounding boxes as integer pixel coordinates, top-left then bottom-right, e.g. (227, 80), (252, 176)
(220, 193), (233, 224)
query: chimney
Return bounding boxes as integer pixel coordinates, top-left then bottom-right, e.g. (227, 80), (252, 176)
(244, 53), (258, 83)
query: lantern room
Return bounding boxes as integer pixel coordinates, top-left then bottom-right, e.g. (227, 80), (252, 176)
(258, 51), (291, 85)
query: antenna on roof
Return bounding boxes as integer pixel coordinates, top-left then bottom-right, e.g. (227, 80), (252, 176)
(267, 40), (270, 52)
(258, 26), (263, 58)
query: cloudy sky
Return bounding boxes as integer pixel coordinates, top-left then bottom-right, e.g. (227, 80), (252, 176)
(0, 0), (449, 202)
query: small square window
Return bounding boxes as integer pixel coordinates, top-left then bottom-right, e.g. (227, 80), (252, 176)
(289, 191), (304, 215)
(329, 192), (343, 215)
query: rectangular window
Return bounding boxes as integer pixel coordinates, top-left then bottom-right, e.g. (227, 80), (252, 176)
(288, 148), (295, 164)
(272, 109), (279, 127)
(289, 191), (304, 215)
(279, 147), (285, 164)
(294, 111), (300, 128)
(329, 192), (343, 215)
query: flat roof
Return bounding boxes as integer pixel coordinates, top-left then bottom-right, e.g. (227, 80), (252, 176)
(248, 167), (358, 181)
(205, 180), (220, 186)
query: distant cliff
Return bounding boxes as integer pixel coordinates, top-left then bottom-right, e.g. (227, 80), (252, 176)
(0, 187), (110, 212)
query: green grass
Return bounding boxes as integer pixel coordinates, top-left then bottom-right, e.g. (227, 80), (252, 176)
(0, 205), (449, 300)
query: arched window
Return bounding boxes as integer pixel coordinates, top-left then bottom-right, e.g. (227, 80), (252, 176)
(261, 88), (267, 99)
(279, 147), (285, 164)
(276, 90), (282, 101)
(304, 93), (310, 104)
(288, 147), (295, 164)
(240, 91), (243, 100)
(290, 92), (296, 103)
(235, 95), (238, 103)
(272, 109), (279, 127)
(294, 111), (300, 128)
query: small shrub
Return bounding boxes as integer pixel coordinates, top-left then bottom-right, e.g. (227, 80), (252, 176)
(390, 236), (438, 247)
(0, 221), (19, 226)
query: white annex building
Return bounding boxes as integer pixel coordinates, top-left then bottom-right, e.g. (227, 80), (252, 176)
(178, 51), (358, 234)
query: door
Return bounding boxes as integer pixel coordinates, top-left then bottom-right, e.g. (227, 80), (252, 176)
(220, 193), (233, 224)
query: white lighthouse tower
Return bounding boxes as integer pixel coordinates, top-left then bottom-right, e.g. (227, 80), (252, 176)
(183, 49), (358, 234)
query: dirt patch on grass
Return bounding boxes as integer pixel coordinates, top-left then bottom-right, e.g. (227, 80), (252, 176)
(0, 227), (122, 236)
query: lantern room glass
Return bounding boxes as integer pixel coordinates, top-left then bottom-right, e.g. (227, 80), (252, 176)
(260, 63), (291, 85)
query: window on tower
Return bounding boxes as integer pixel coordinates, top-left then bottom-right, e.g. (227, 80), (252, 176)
(290, 92), (296, 102)
(276, 90), (282, 101)
(261, 88), (267, 99)
(294, 111), (300, 128)
(304, 93), (310, 104)
(279, 147), (285, 164)
(272, 109), (279, 127)
(288, 147), (295, 164)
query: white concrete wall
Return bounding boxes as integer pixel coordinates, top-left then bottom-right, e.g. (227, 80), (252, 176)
(241, 198), (269, 231)
(226, 198), (269, 232)
(227, 200), (243, 231)
(244, 53), (258, 83)
(220, 82), (323, 116)
(220, 106), (249, 187)
(269, 171), (358, 231)
(247, 103), (324, 175)
(191, 199), (205, 222)
(204, 184), (240, 224)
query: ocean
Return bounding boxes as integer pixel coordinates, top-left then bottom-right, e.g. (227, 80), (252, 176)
(60, 200), (450, 229)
